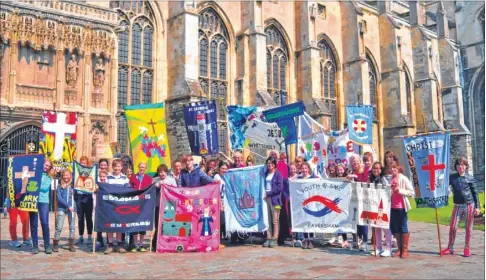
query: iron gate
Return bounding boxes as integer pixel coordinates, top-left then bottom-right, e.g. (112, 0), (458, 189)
(0, 124), (41, 208)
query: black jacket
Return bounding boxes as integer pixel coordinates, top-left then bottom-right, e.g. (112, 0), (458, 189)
(449, 173), (480, 209)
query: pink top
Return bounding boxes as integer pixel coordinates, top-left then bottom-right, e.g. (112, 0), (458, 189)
(390, 177), (404, 209)
(277, 161), (288, 179)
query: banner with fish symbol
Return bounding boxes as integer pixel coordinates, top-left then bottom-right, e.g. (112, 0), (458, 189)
(94, 183), (156, 233)
(157, 183), (220, 253)
(8, 154), (45, 212)
(183, 100), (219, 156)
(222, 165), (268, 233)
(289, 178), (354, 233)
(401, 132), (450, 208)
(39, 111), (78, 172)
(124, 103), (171, 176)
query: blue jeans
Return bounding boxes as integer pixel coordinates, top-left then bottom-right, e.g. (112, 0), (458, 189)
(357, 225), (368, 243)
(390, 208), (408, 235)
(30, 203), (50, 247)
(55, 210), (75, 239)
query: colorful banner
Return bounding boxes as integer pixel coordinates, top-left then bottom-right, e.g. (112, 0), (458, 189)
(289, 178), (354, 233)
(124, 103), (171, 176)
(263, 101), (305, 145)
(243, 112), (285, 152)
(350, 183), (391, 229)
(346, 105), (374, 144)
(227, 105), (257, 150)
(8, 154), (45, 212)
(401, 132), (450, 208)
(157, 184), (220, 253)
(40, 111), (77, 172)
(73, 161), (97, 194)
(183, 100), (219, 156)
(222, 165), (268, 233)
(94, 183), (156, 233)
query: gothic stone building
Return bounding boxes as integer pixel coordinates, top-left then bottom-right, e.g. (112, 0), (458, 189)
(0, 1), (484, 189)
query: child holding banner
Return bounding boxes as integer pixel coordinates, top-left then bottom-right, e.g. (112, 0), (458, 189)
(388, 163), (414, 258)
(7, 199), (30, 248)
(441, 157), (481, 258)
(75, 156), (94, 246)
(180, 155), (217, 188)
(29, 159), (54, 254)
(153, 164), (177, 251)
(279, 163), (298, 246)
(347, 154), (369, 251)
(369, 162), (392, 257)
(53, 169), (76, 252)
(129, 162), (152, 252)
(104, 159), (129, 254)
(296, 162), (318, 249)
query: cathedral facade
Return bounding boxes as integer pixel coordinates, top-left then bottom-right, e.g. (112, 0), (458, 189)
(0, 1), (484, 183)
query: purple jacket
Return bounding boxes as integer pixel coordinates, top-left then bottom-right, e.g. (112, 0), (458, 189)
(265, 170), (283, 207)
(180, 165), (216, 188)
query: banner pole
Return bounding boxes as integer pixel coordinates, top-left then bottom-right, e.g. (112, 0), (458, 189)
(92, 192), (96, 254)
(373, 227), (377, 257)
(149, 206), (156, 253)
(421, 113), (443, 257)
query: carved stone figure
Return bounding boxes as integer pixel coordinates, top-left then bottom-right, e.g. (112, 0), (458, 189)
(66, 54), (78, 88)
(93, 58), (105, 93)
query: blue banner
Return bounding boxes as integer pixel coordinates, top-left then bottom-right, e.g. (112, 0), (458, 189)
(183, 100), (219, 155)
(263, 101), (305, 145)
(222, 165), (266, 231)
(8, 154), (45, 212)
(346, 105), (374, 144)
(95, 183), (157, 233)
(402, 132), (451, 208)
(227, 105), (257, 150)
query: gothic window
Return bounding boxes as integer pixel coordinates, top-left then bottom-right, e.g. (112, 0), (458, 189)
(318, 39), (338, 130)
(198, 7), (230, 153)
(112, 0), (155, 152)
(266, 26), (289, 106)
(367, 55), (378, 119)
(405, 70), (412, 116)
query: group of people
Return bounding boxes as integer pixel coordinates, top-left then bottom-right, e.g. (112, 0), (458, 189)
(5, 149), (480, 258)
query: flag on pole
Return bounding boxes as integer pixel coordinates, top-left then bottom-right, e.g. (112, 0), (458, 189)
(183, 100), (219, 156)
(346, 105), (374, 144)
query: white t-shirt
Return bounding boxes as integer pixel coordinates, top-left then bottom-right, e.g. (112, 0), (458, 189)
(213, 174), (225, 198)
(265, 173), (275, 192)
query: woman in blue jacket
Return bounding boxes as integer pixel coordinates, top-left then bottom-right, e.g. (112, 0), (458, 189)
(180, 155), (217, 188)
(263, 157), (283, 248)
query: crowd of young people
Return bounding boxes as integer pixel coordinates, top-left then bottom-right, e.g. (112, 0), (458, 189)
(6, 150), (480, 258)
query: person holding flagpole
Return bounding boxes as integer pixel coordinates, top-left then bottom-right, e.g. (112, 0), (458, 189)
(129, 162), (152, 252)
(441, 157), (481, 258)
(53, 169), (76, 252)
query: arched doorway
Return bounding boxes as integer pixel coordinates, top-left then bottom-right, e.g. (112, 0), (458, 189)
(470, 67), (485, 181)
(0, 123), (41, 208)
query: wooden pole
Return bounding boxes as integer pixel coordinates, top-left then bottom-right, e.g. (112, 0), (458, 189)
(421, 113), (443, 257)
(92, 192), (97, 254)
(149, 206), (156, 253)
(373, 227), (377, 257)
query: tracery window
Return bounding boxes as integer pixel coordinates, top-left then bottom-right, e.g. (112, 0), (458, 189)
(367, 55), (378, 119)
(266, 26), (288, 106)
(405, 70), (412, 116)
(318, 39), (338, 130)
(198, 7), (229, 153)
(111, 0), (155, 154)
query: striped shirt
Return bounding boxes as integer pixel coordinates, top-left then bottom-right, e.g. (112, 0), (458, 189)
(106, 173), (129, 186)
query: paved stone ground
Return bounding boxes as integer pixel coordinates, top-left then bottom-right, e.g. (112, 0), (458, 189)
(0, 213), (484, 279)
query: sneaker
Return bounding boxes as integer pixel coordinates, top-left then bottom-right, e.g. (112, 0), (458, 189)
(359, 243), (368, 251)
(104, 245), (114, 255)
(86, 236), (93, 246)
(441, 248), (454, 255)
(262, 239), (271, 247)
(463, 248), (471, 257)
(380, 250), (392, 257)
(328, 237), (336, 245)
(131, 246), (139, 253)
(9, 240), (22, 248)
(75, 236), (84, 245)
(22, 239), (32, 246)
(341, 240), (349, 248)
(269, 239), (277, 248)
(45, 245), (52, 254)
(301, 240), (308, 249)
(95, 242), (105, 251)
(294, 240), (302, 247)
(139, 246), (147, 252)
(118, 246), (127, 254)
(336, 236), (344, 246)
(32, 246), (39, 254)
(219, 244), (226, 250)
(307, 241), (314, 249)
(370, 249), (381, 256)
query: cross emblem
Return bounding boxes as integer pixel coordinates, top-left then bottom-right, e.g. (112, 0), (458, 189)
(187, 113), (212, 155)
(15, 166), (35, 194)
(352, 119), (367, 133)
(147, 119), (157, 134)
(421, 154), (445, 191)
(42, 112), (76, 160)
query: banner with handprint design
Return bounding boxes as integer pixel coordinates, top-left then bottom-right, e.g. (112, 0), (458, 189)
(7, 154), (45, 212)
(222, 165), (268, 233)
(157, 183), (220, 253)
(73, 161), (97, 194)
(124, 103), (171, 176)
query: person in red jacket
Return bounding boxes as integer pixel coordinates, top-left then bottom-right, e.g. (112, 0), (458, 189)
(129, 162), (152, 252)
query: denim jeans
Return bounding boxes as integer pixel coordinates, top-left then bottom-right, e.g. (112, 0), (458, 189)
(55, 210), (75, 239)
(30, 203), (50, 247)
(390, 208), (408, 235)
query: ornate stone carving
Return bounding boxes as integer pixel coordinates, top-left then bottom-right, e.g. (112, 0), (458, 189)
(66, 54), (78, 88)
(93, 58), (105, 92)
